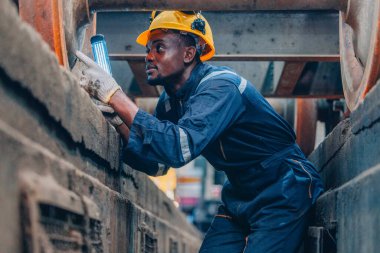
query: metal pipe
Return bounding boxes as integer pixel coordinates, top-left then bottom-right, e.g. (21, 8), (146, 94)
(89, 0), (348, 12)
(109, 53), (340, 62)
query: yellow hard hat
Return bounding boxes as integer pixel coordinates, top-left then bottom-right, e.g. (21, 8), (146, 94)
(136, 11), (215, 62)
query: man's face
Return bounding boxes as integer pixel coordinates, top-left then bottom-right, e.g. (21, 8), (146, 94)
(145, 30), (186, 86)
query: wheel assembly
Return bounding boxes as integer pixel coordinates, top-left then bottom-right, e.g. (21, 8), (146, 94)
(340, 0), (380, 111)
(16, 0), (380, 111)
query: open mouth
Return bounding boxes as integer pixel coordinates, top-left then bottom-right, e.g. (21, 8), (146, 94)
(145, 65), (157, 75)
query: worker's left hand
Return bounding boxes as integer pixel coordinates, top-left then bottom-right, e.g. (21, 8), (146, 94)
(93, 99), (124, 127)
(76, 51), (121, 104)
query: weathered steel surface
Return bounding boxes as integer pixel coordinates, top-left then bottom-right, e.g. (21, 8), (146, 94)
(340, 0), (380, 110)
(0, 1), (201, 253)
(1, 0), (121, 171)
(19, 0), (69, 67)
(309, 80), (380, 253)
(89, 0), (347, 11)
(61, 0), (93, 67)
(310, 80), (380, 190)
(19, 0), (92, 67)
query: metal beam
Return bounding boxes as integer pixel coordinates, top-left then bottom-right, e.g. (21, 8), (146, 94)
(90, 0), (347, 12)
(274, 62), (306, 96)
(262, 62), (343, 98)
(97, 11), (340, 57)
(96, 11), (341, 98)
(294, 62), (343, 97)
(308, 62), (343, 95)
(110, 54), (340, 62)
(212, 61), (272, 92)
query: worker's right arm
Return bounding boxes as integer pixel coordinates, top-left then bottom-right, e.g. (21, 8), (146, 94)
(122, 145), (170, 176)
(121, 77), (245, 169)
(75, 51), (169, 175)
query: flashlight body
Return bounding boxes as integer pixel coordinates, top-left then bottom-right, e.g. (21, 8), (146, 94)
(90, 34), (112, 75)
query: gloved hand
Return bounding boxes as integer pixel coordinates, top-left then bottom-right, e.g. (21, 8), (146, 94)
(75, 51), (121, 104)
(93, 99), (124, 127)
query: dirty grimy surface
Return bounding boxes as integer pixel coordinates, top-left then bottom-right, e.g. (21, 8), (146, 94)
(309, 80), (380, 253)
(0, 1), (201, 253)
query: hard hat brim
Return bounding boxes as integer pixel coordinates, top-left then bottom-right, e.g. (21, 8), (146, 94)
(136, 30), (150, 47)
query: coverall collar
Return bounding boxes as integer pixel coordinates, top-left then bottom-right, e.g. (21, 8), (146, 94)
(173, 62), (208, 100)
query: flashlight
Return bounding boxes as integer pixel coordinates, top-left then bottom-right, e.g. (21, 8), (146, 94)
(90, 34), (112, 75)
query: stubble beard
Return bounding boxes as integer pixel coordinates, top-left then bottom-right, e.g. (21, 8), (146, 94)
(147, 76), (163, 86)
(146, 69), (184, 90)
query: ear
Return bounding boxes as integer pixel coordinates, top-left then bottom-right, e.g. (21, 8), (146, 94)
(183, 46), (197, 64)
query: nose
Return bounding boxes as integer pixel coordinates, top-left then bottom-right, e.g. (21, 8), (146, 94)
(145, 50), (154, 63)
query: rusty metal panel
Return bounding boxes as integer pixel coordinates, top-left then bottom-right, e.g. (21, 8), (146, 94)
(1, 3), (202, 253)
(19, 0), (69, 67)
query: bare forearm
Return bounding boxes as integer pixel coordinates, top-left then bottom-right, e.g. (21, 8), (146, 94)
(115, 123), (130, 143)
(109, 90), (139, 128)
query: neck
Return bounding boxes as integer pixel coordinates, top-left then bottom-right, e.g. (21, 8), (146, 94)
(165, 61), (198, 96)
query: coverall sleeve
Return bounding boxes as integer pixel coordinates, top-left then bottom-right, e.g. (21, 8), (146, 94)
(123, 78), (245, 169)
(121, 93), (170, 177)
(122, 145), (170, 176)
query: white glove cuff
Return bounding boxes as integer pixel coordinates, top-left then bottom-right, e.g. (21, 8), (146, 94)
(102, 86), (122, 104)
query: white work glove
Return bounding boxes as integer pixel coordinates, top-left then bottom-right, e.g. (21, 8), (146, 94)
(75, 51), (121, 104)
(93, 99), (124, 127)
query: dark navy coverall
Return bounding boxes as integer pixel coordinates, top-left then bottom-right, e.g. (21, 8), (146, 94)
(123, 63), (324, 253)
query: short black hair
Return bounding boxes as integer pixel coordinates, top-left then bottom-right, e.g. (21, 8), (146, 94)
(171, 30), (202, 63)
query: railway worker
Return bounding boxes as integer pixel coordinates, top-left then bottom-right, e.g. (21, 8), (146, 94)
(76, 10), (324, 253)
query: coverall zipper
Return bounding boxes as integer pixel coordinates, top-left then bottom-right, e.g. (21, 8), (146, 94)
(292, 159), (313, 199)
(178, 99), (183, 115)
(219, 139), (227, 160)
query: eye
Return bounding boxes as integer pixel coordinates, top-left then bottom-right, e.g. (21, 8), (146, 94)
(156, 44), (162, 53)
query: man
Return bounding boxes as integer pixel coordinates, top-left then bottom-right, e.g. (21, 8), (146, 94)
(76, 11), (323, 253)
